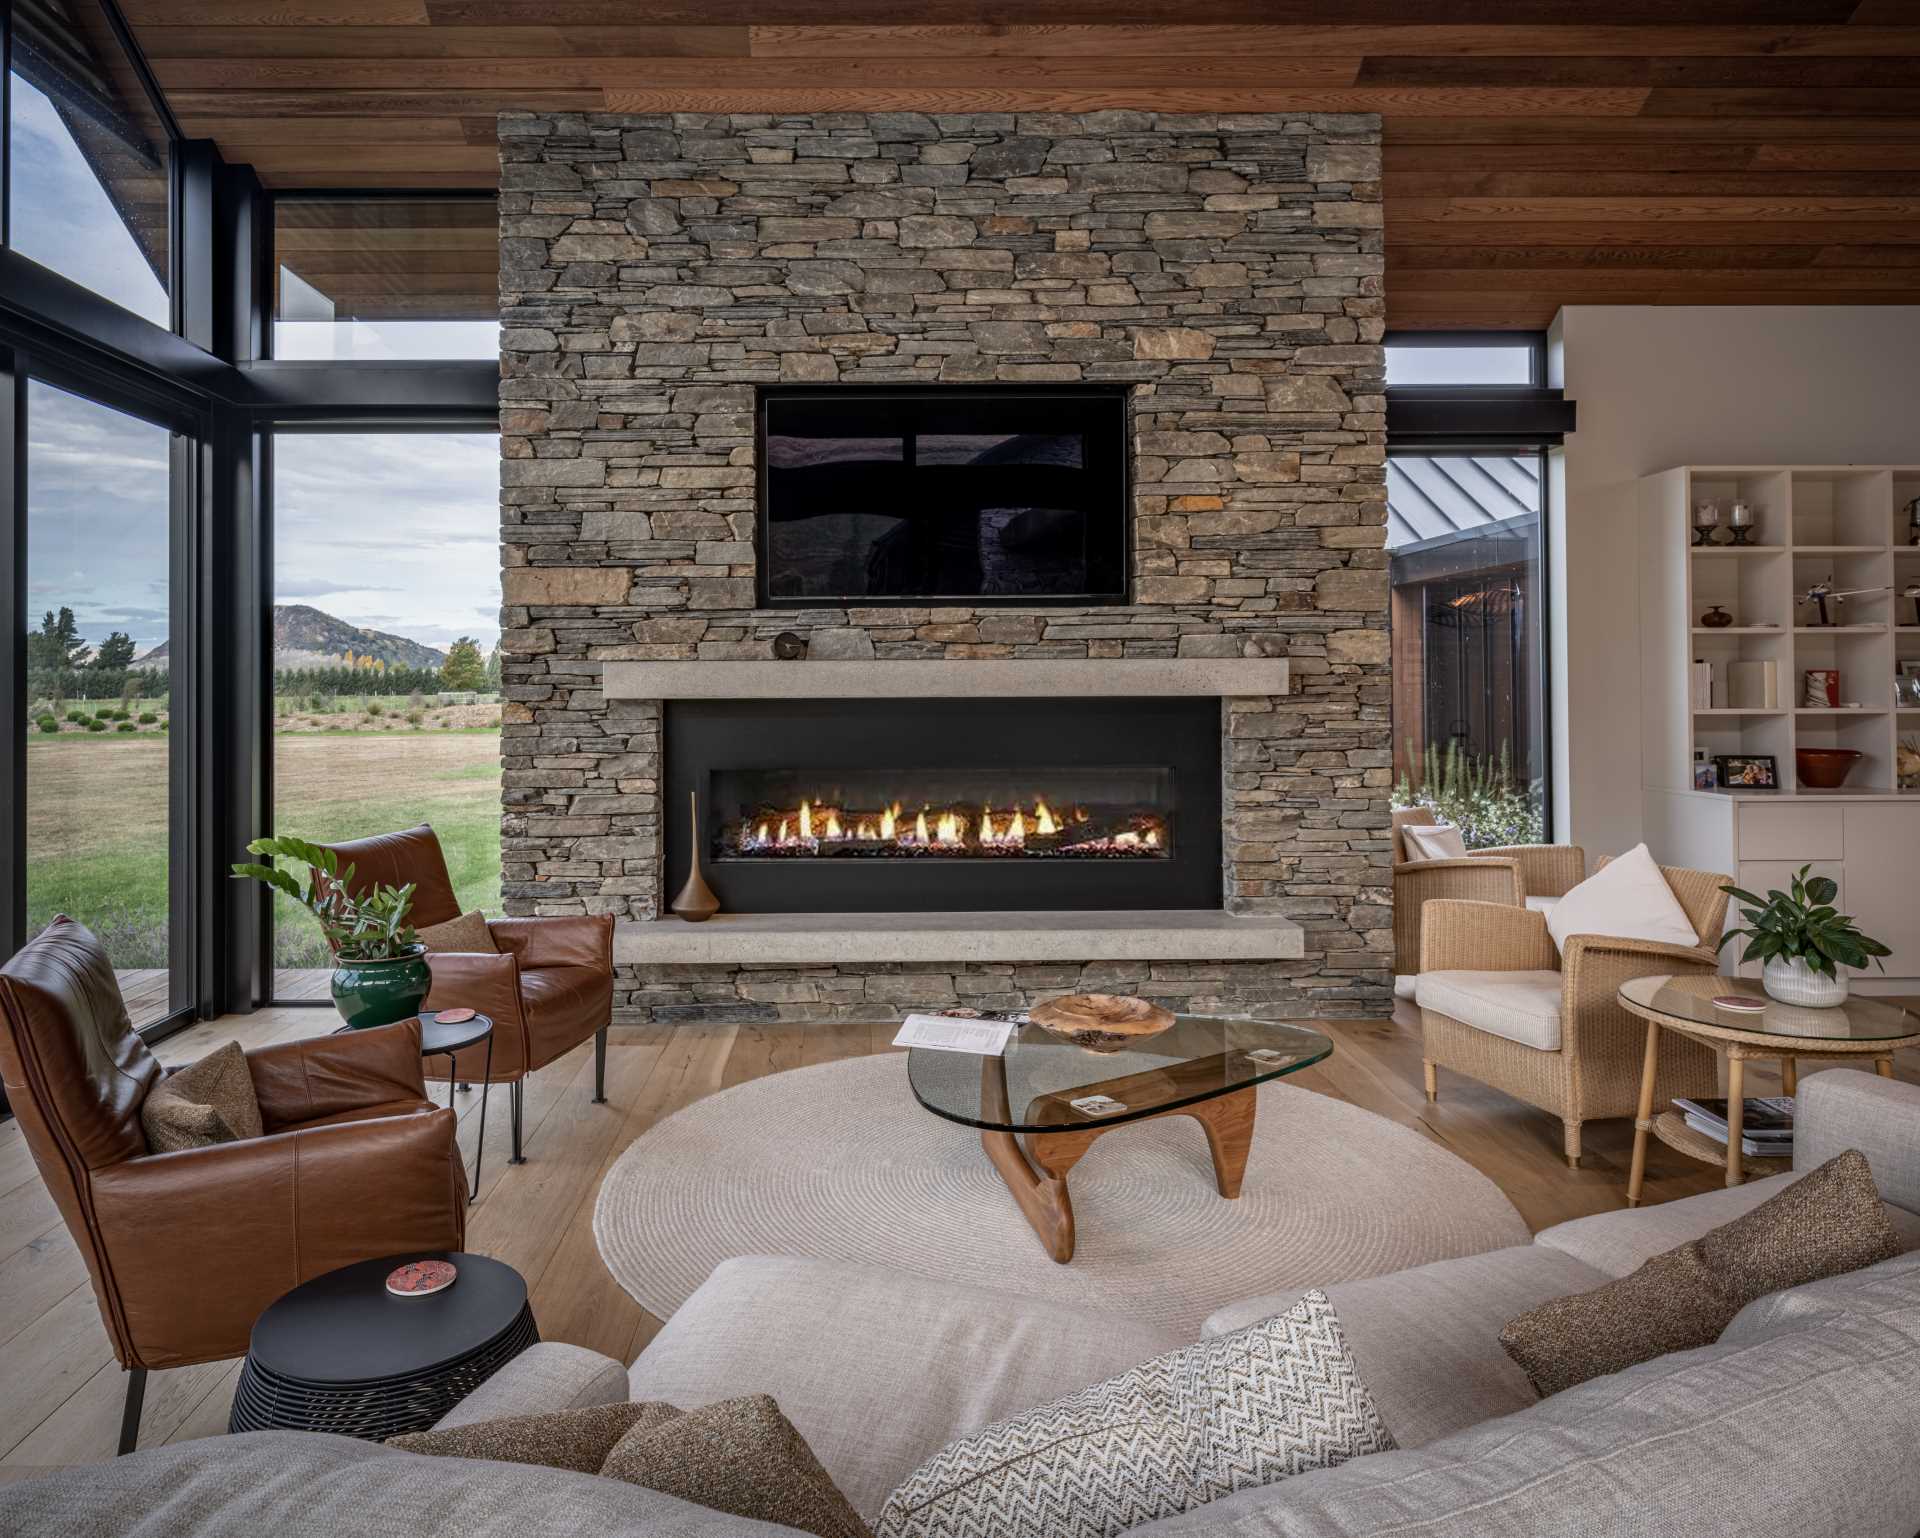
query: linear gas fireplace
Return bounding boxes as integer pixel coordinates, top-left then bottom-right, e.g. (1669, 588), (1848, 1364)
(664, 698), (1221, 914)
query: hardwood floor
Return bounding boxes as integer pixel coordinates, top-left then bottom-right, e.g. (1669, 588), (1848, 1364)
(0, 999), (1911, 1478)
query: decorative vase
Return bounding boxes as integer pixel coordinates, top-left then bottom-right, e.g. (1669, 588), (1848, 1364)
(672, 789), (721, 923)
(1029, 993), (1176, 1053)
(331, 945), (432, 1029)
(1700, 604), (1734, 629)
(1761, 956), (1849, 1009)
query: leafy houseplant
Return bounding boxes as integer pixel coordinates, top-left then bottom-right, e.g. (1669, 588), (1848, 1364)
(1717, 865), (1890, 1008)
(232, 836), (431, 1029)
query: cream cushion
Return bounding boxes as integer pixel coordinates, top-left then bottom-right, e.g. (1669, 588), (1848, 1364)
(1524, 895), (1560, 916)
(1416, 970), (1564, 1052)
(1544, 842), (1697, 956)
(1401, 823), (1468, 863)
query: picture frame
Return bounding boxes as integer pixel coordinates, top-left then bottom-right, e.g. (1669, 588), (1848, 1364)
(1712, 753), (1778, 790)
(1693, 760), (1720, 791)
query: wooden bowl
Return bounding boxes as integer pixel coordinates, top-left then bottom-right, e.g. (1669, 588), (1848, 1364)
(1029, 993), (1176, 1053)
(1795, 747), (1861, 789)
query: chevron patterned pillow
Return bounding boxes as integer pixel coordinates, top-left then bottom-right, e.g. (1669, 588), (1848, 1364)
(872, 1290), (1393, 1538)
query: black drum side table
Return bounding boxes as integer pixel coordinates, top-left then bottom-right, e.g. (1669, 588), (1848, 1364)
(230, 1252), (537, 1440)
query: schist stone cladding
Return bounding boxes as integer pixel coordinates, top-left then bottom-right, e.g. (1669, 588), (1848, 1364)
(497, 109), (1391, 1023)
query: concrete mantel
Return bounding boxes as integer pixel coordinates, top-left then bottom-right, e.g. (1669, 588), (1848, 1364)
(602, 658), (1290, 702)
(615, 910), (1305, 966)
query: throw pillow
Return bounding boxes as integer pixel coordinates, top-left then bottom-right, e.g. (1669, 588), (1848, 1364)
(415, 910), (497, 953)
(388, 1402), (678, 1473)
(600, 1394), (869, 1538)
(1544, 841), (1698, 956)
(873, 1290), (1393, 1538)
(1501, 1149), (1899, 1397)
(140, 1041), (264, 1154)
(1401, 823), (1469, 863)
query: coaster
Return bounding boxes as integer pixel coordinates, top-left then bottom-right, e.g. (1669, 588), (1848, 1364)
(1069, 1094), (1128, 1116)
(1711, 996), (1768, 1013)
(386, 1259), (458, 1297)
(434, 1007), (477, 1024)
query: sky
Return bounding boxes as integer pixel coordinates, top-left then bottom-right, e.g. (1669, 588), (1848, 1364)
(14, 72), (500, 659)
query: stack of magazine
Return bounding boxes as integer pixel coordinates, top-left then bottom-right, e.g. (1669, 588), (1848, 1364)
(1673, 1096), (1794, 1158)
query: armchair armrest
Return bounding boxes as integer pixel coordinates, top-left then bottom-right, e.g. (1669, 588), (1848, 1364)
(424, 948), (526, 1029)
(488, 914), (613, 971)
(1477, 843), (1586, 900)
(1419, 899), (1557, 974)
(1559, 932), (1720, 981)
(90, 1108), (465, 1369)
(433, 1342), (628, 1428)
(1795, 1071), (1920, 1214)
(1394, 856), (1522, 906)
(247, 1017), (428, 1132)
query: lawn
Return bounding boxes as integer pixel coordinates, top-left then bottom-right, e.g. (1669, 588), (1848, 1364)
(26, 727), (502, 973)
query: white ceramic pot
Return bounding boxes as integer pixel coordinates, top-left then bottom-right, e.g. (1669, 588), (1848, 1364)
(1761, 956), (1849, 1009)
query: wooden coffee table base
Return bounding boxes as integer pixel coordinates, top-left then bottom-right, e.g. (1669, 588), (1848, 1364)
(979, 1064), (1255, 1264)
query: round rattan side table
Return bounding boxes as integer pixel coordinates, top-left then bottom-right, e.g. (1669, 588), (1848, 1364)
(229, 1252), (537, 1440)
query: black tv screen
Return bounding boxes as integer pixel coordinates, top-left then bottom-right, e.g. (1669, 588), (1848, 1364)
(756, 387), (1129, 607)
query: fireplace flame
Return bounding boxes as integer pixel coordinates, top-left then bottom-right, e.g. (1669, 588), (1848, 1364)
(826, 811), (843, 839)
(725, 789), (1164, 860)
(880, 806), (896, 839)
(913, 808), (930, 844)
(1008, 808), (1027, 844)
(1035, 800), (1059, 835)
(799, 799), (813, 841)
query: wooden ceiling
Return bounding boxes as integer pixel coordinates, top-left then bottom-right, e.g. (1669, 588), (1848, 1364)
(113, 1), (1920, 329)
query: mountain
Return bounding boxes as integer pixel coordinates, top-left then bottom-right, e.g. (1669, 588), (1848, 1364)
(137, 605), (448, 670)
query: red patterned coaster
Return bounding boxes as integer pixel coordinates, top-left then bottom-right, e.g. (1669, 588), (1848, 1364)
(1711, 996), (1768, 1013)
(434, 1007), (477, 1024)
(386, 1260), (457, 1297)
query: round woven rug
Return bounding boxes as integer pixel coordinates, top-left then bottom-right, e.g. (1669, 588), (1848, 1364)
(594, 1054), (1528, 1333)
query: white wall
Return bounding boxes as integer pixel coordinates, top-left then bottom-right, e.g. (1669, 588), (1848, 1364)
(1551, 306), (1920, 855)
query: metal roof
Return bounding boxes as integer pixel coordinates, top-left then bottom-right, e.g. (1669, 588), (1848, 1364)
(1386, 455), (1542, 550)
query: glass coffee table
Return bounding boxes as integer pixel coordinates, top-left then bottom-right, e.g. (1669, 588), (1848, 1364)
(909, 1014), (1332, 1263)
(1618, 974), (1920, 1205)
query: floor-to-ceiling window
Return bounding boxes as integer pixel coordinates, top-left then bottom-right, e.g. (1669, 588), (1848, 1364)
(22, 380), (181, 1025)
(268, 429), (501, 999)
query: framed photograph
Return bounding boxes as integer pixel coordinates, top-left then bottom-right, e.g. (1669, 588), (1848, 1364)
(1713, 754), (1778, 790)
(1693, 760), (1720, 791)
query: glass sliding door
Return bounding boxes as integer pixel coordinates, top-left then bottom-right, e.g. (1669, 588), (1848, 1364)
(23, 381), (180, 1026)
(269, 430), (501, 1000)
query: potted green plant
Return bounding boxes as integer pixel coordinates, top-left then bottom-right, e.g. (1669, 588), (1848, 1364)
(1717, 865), (1890, 1007)
(232, 836), (430, 1028)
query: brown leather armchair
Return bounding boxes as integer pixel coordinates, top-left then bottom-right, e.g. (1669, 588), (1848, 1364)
(0, 917), (466, 1454)
(320, 825), (615, 1164)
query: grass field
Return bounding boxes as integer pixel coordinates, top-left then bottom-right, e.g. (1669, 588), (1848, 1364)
(27, 727), (502, 973)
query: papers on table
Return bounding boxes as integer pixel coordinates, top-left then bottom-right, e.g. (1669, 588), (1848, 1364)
(893, 1013), (1016, 1056)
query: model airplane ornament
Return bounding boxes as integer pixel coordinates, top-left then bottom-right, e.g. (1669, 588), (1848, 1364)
(1797, 577), (1889, 628)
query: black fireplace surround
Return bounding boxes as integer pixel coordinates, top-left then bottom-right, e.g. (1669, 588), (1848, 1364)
(664, 698), (1222, 914)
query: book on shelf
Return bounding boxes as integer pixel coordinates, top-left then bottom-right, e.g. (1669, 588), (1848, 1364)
(1726, 659), (1779, 710)
(1691, 659), (1714, 710)
(1673, 1095), (1794, 1156)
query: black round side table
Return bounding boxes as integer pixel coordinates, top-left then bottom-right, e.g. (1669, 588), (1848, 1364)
(229, 1252), (538, 1440)
(419, 1011), (495, 1203)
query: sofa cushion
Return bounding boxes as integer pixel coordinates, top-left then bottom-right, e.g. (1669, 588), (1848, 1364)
(1401, 823), (1468, 862)
(1536, 1169), (1920, 1278)
(626, 1254), (1189, 1522)
(140, 1041), (264, 1153)
(1415, 970), (1564, 1051)
(1127, 1251), (1920, 1538)
(1522, 895), (1559, 917)
(1203, 1244), (1606, 1448)
(873, 1291), (1392, 1538)
(1545, 841), (1699, 956)
(415, 910), (497, 954)
(389, 1401), (676, 1474)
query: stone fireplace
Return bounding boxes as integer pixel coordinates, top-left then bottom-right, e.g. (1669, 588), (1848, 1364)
(498, 108), (1390, 1022)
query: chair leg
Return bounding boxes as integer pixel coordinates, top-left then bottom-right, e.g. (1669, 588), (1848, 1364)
(1422, 1060), (1438, 1102)
(509, 1079), (526, 1165)
(593, 1026), (608, 1104)
(1563, 1119), (1583, 1170)
(118, 1367), (147, 1456)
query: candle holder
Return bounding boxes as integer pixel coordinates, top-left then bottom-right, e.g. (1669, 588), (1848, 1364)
(1692, 500), (1721, 547)
(1728, 501), (1757, 546)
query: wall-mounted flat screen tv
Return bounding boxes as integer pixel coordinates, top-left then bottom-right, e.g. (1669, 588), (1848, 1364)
(756, 386), (1129, 608)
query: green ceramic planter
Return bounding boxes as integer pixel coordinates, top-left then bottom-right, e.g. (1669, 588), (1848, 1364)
(331, 946), (431, 1030)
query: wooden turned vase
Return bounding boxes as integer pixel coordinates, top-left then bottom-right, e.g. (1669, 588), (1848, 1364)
(671, 789), (721, 922)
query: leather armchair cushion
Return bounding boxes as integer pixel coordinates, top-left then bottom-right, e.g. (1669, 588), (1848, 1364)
(318, 825), (463, 929)
(522, 965), (614, 1070)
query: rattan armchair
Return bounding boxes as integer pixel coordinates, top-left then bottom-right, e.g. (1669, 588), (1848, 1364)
(1390, 805), (1586, 977)
(1416, 860), (1730, 1169)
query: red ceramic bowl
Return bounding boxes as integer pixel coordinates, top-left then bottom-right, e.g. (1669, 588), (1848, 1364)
(1795, 748), (1862, 789)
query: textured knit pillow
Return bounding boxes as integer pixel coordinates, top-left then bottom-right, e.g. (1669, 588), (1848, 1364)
(1401, 823), (1468, 862)
(140, 1041), (264, 1154)
(600, 1393), (869, 1538)
(873, 1290), (1392, 1538)
(1501, 1149), (1899, 1397)
(415, 910), (497, 953)
(389, 1402), (678, 1473)
(1544, 842), (1698, 956)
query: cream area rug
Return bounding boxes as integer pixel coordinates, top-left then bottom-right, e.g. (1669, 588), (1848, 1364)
(594, 1053), (1529, 1334)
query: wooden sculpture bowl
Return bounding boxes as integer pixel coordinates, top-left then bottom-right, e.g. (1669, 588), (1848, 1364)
(1029, 993), (1176, 1053)
(1795, 747), (1861, 789)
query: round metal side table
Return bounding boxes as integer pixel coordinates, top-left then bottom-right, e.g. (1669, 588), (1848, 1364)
(229, 1252), (537, 1440)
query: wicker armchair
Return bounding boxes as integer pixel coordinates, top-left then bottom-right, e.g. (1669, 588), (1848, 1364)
(1416, 860), (1730, 1169)
(1390, 805), (1586, 977)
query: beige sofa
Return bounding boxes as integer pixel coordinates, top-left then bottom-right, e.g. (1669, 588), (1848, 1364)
(7, 1069), (1920, 1538)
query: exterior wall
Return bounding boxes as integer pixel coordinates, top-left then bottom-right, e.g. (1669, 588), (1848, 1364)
(498, 109), (1391, 1018)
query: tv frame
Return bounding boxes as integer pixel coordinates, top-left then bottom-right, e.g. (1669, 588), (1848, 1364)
(753, 383), (1133, 610)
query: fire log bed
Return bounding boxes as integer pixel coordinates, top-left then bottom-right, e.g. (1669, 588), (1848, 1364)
(717, 798), (1169, 860)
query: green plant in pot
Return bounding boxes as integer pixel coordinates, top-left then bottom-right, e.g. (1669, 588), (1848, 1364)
(1718, 865), (1890, 1008)
(232, 837), (429, 1029)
